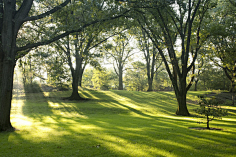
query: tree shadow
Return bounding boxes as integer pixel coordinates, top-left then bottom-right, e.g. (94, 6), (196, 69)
(4, 90), (236, 156)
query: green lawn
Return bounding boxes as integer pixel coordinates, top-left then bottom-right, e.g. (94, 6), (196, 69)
(1, 90), (236, 157)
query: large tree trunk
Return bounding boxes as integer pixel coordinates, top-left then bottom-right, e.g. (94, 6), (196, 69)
(147, 78), (153, 91)
(175, 92), (190, 116)
(0, 59), (16, 131)
(173, 77), (190, 116)
(118, 65), (123, 90)
(68, 73), (83, 100)
(0, 1), (18, 131)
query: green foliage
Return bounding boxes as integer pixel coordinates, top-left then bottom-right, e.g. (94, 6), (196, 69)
(24, 82), (42, 93)
(125, 61), (147, 91)
(91, 68), (118, 90)
(196, 63), (231, 91)
(207, 0), (236, 94)
(195, 96), (228, 129)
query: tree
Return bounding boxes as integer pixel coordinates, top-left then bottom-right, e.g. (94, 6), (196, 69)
(136, 29), (163, 91)
(91, 68), (118, 90)
(125, 61), (148, 91)
(133, 0), (213, 115)
(195, 96), (228, 129)
(53, 1), (126, 99)
(105, 32), (134, 90)
(192, 54), (204, 91)
(55, 26), (114, 99)
(208, 0), (236, 105)
(0, 0), (129, 131)
(197, 61), (230, 91)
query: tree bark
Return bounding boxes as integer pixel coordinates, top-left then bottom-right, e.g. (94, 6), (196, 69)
(78, 64), (86, 87)
(118, 63), (123, 90)
(67, 56), (83, 100)
(68, 74), (83, 100)
(223, 67), (235, 105)
(175, 92), (190, 116)
(0, 60), (16, 131)
(206, 114), (210, 129)
(147, 78), (153, 91)
(78, 72), (83, 87)
(232, 81), (235, 106)
(0, 0), (18, 131)
(194, 79), (199, 91)
(173, 77), (190, 116)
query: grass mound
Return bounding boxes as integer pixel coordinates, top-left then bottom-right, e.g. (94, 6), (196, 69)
(1, 90), (236, 157)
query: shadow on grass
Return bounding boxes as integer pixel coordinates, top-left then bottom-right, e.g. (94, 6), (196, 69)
(2, 90), (236, 157)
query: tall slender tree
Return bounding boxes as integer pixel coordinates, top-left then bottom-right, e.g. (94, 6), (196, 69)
(136, 29), (163, 91)
(105, 32), (134, 90)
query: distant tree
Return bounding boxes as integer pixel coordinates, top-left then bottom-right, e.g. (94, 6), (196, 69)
(136, 29), (163, 91)
(82, 68), (94, 88)
(91, 68), (118, 90)
(105, 32), (135, 90)
(53, 1), (124, 99)
(193, 56), (204, 91)
(125, 61), (147, 91)
(197, 62), (230, 91)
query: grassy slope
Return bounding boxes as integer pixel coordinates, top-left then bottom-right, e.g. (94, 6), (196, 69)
(1, 90), (236, 157)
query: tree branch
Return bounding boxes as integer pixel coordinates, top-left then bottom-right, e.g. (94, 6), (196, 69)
(23, 0), (71, 22)
(16, 10), (129, 53)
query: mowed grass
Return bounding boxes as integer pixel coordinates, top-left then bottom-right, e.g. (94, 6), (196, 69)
(1, 90), (236, 157)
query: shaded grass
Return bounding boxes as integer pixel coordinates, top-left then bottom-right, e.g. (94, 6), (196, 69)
(1, 90), (236, 157)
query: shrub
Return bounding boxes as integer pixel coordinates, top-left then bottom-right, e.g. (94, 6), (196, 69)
(195, 96), (228, 129)
(24, 82), (42, 93)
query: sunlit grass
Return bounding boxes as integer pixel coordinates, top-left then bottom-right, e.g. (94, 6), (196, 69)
(1, 90), (236, 157)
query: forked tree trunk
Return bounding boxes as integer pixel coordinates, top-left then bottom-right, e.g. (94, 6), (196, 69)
(0, 60), (16, 131)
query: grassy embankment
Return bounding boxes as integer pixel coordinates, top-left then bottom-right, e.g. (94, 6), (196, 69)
(1, 89), (236, 157)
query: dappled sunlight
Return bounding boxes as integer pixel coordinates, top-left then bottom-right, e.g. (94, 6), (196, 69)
(80, 90), (100, 99)
(91, 132), (179, 157)
(3, 90), (236, 156)
(48, 101), (88, 119)
(109, 90), (179, 116)
(222, 118), (236, 122)
(158, 140), (193, 150)
(11, 93), (34, 131)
